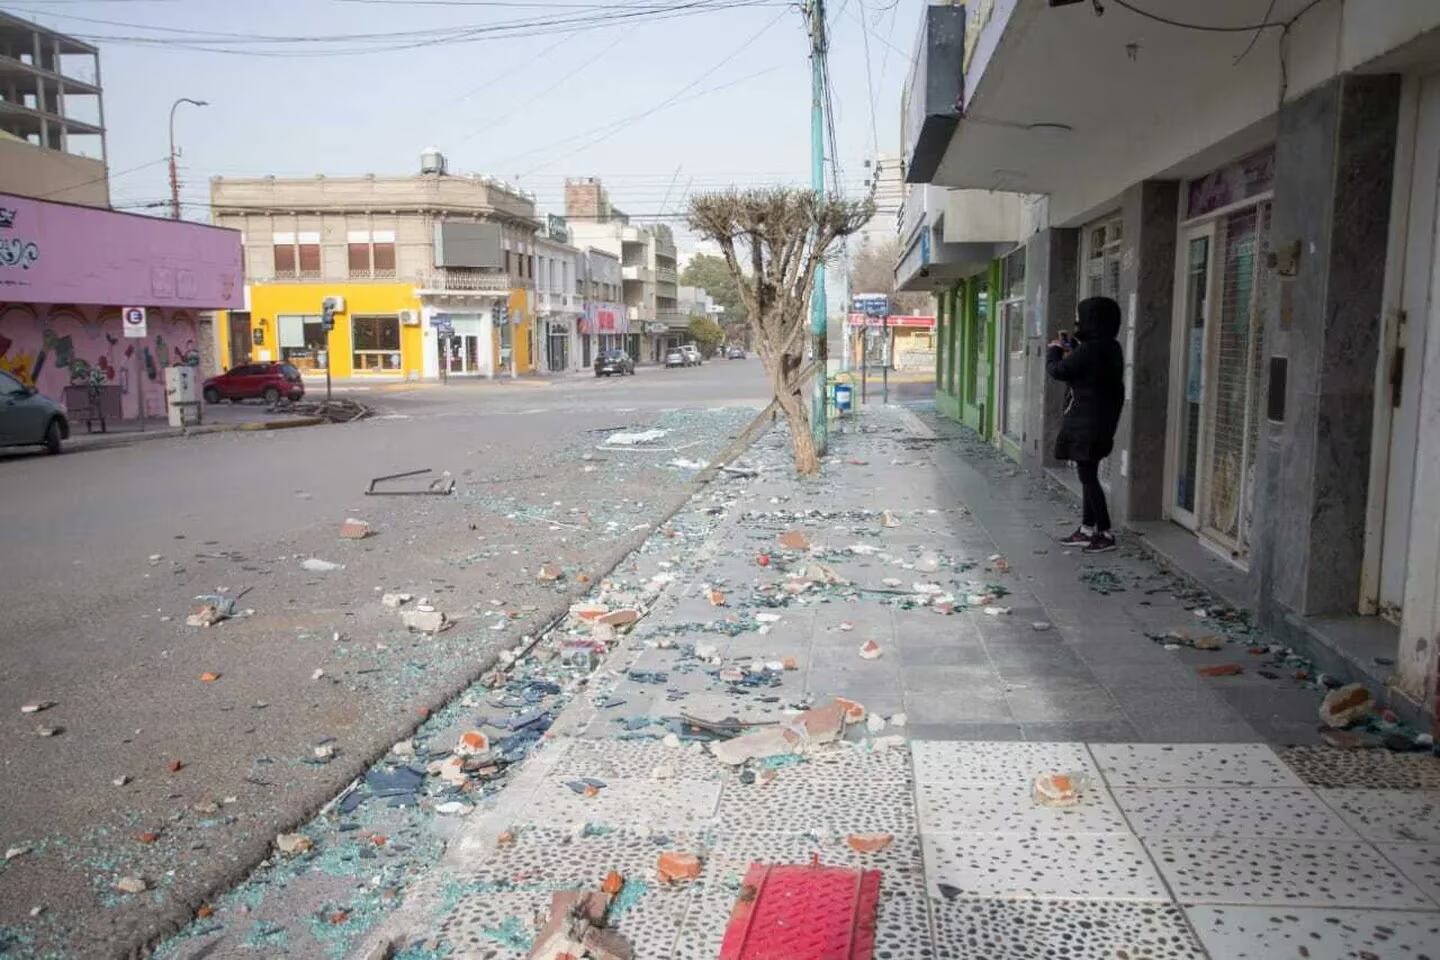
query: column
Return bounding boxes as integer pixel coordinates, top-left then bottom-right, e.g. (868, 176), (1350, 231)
(1113, 180), (1180, 522)
(1021, 227), (1078, 473)
(1252, 74), (1401, 618)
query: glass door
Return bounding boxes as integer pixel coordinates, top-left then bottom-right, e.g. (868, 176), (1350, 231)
(1169, 223), (1215, 530)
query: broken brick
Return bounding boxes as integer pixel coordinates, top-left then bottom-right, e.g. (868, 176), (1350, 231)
(195, 905), (215, 920)
(777, 529), (811, 551)
(597, 608), (639, 627)
(167, 760), (184, 773)
(455, 731), (491, 757)
(1196, 663), (1244, 678)
(796, 700), (848, 742)
(601, 870), (625, 895)
(338, 518), (372, 540)
(134, 832), (160, 844)
(1320, 683), (1375, 728)
(756, 553), (771, 567)
(858, 639), (883, 660)
(657, 851), (702, 885)
(199, 672), (221, 683)
(835, 697), (867, 724)
(846, 833), (894, 854)
(707, 588), (726, 607)
(1033, 772), (1081, 807)
(537, 563), (565, 582)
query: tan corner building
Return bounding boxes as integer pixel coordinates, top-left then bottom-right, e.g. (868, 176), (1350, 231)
(210, 151), (541, 381)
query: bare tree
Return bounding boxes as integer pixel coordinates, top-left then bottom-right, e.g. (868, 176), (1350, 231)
(690, 188), (872, 474)
(850, 237), (934, 316)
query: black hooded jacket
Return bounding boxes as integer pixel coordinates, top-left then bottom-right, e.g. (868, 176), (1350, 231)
(1047, 296), (1125, 463)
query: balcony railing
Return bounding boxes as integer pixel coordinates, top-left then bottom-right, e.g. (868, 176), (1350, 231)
(413, 269), (512, 293)
(621, 264), (653, 283)
(655, 265), (677, 284)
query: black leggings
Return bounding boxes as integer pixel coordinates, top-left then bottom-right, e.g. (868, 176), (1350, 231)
(1075, 460), (1111, 533)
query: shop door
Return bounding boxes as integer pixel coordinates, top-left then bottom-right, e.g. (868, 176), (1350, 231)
(228, 312), (252, 367)
(440, 335), (482, 375)
(1198, 202), (1271, 559)
(1168, 223), (1216, 531)
(1373, 74), (1440, 621)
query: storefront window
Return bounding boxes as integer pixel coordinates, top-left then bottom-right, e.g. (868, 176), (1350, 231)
(1082, 216), (1123, 300)
(278, 314), (326, 370)
(352, 315), (402, 372)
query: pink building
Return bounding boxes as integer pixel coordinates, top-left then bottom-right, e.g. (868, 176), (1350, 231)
(0, 192), (243, 420)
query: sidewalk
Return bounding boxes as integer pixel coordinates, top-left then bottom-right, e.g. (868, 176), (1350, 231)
(59, 403), (327, 454)
(154, 405), (1440, 959)
(370, 405), (1440, 958)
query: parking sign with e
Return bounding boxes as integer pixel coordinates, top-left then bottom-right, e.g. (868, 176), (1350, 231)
(122, 306), (147, 339)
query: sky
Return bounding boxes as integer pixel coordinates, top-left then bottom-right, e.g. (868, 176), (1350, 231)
(11, 0), (921, 264)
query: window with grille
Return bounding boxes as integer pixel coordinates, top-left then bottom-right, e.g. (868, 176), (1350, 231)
(1201, 202), (1271, 556)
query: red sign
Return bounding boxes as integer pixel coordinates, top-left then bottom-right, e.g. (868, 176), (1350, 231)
(848, 313), (936, 329)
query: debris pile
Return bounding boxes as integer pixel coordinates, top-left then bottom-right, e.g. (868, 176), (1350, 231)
(528, 884), (634, 960)
(278, 397), (373, 422)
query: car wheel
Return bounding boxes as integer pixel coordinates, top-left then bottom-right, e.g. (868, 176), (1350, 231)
(263, 386), (281, 404)
(43, 417), (63, 455)
(203, 386), (221, 404)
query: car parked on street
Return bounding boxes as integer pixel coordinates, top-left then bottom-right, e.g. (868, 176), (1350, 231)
(681, 345), (702, 366)
(726, 346), (747, 359)
(0, 370), (68, 454)
(203, 362), (305, 405)
(664, 348), (687, 368)
(593, 349), (634, 377)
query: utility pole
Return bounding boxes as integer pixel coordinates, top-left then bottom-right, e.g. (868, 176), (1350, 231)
(167, 97), (207, 221)
(807, 0), (828, 456)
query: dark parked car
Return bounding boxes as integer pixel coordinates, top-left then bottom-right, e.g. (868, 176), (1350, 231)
(594, 349), (634, 377)
(203, 362), (305, 404)
(726, 346), (747, 359)
(0, 369), (68, 454)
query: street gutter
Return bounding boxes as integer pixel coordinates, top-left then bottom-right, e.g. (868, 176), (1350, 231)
(138, 406), (777, 960)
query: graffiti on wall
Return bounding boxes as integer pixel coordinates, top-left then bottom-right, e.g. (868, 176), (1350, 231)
(0, 302), (199, 419)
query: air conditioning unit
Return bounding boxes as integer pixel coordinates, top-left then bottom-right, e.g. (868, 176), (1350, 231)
(399, 310), (419, 326)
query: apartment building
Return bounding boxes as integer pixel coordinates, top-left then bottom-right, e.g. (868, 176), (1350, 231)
(855, 152), (904, 252)
(210, 151), (540, 380)
(565, 177), (683, 363)
(0, 10), (107, 207)
(901, 0), (1440, 725)
(578, 247), (626, 368)
(535, 219), (581, 373)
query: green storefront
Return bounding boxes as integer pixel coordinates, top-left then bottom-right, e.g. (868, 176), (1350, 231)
(934, 261), (1000, 439)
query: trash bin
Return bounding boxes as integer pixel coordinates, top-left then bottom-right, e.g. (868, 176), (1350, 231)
(834, 383), (853, 414)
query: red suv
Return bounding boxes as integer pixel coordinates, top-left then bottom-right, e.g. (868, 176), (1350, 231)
(203, 362), (305, 404)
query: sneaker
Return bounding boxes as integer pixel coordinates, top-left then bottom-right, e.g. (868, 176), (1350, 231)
(1059, 527), (1092, 546)
(1084, 533), (1117, 554)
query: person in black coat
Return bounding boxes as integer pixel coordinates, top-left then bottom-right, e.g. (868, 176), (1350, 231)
(1047, 296), (1125, 553)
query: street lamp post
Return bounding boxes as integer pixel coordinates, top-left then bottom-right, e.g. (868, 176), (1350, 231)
(168, 97), (208, 220)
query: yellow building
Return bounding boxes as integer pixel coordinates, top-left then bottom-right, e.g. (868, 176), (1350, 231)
(211, 155), (541, 381)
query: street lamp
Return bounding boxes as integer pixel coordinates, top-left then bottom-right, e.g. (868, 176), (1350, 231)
(168, 97), (208, 220)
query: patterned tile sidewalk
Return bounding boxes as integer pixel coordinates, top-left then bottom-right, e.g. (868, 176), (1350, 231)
(367, 407), (1440, 959)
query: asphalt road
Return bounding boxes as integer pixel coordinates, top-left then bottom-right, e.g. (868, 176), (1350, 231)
(0, 360), (769, 958)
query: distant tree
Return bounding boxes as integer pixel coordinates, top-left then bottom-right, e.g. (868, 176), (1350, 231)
(687, 314), (724, 356)
(680, 253), (747, 328)
(850, 237), (933, 316)
(689, 188), (872, 475)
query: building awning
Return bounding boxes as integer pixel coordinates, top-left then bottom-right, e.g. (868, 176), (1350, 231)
(848, 314), (936, 329)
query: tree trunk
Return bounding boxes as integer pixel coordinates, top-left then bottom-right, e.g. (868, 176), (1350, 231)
(773, 352), (819, 475)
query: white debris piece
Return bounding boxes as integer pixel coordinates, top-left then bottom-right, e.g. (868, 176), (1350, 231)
(301, 557), (344, 573)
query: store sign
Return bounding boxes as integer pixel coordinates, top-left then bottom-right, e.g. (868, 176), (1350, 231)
(1186, 147), (1275, 220)
(122, 306), (147, 338)
(433, 315), (454, 337)
(645, 321), (669, 334)
(848, 312), (937, 329)
(581, 302), (627, 334)
(852, 293), (890, 317)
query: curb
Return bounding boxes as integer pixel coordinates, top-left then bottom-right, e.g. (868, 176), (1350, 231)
(62, 417), (330, 455)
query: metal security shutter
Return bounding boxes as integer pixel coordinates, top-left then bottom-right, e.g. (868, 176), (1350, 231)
(1001, 248), (1027, 442)
(1202, 202), (1270, 555)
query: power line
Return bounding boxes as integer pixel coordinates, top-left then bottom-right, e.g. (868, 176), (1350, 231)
(499, 8), (790, 174)
(1108, 0), (1324, 34)
(26, 0), (787, 57)
(33, 155), (168, 199)
(855, 0), (880, 161)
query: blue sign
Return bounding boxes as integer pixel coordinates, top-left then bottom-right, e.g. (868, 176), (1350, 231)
(852, 293), (890, 317)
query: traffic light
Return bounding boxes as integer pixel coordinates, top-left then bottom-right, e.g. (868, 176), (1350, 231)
(491, 301), (509, 326)
(322, 297), (339, 332)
